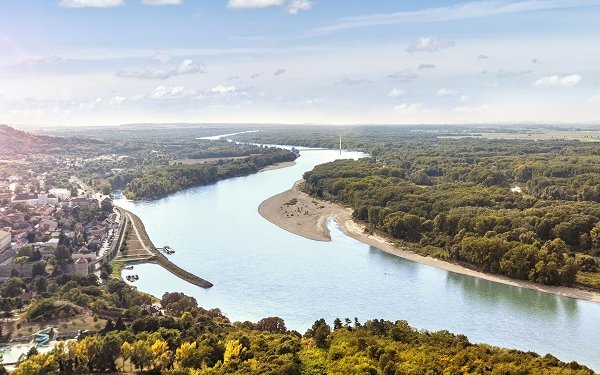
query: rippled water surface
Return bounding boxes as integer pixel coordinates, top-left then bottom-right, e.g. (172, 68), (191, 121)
(115, 148), (600, 370)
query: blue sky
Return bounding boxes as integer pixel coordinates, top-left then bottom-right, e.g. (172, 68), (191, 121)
(1, 0), (599, 126)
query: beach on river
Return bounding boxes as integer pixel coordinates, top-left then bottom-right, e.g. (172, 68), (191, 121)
(259, 180), (600, 303)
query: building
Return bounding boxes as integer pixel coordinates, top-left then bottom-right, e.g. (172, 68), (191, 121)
(39, 247), (55, 261)
(0, 230), (10, 252)
(36, 194), (58, 206)
(49, 188), (71, 200)
(10, 193), (58, 206)
(70, 198), (99, 211)
(73, 257), (89, 277)
(12, 193), (38, 205)
(72, 246), (96, 262)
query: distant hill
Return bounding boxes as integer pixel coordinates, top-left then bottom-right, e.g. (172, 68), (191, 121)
(0, 125), (53, 157)
(0, 124), (99, 158)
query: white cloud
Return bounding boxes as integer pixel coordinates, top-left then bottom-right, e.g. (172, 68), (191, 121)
(177, 59), (202, 74)
(387, 70), (418, 83)
(287, 0), (312, 14)
(227, 0), (284, 9)
(437, 88), (457, 97)
(478, 54), (489, 60)
(313, 0), (600, 34)
(407, 37), (454, 53)
(394, 102), (424, 114)
(210, 85), (237, 95)
(78, 97), (103, 110)
(116, 59), (204, 79)
(335, 77), (372, 86)
(459, 95), (471, 102)
(454, 104), (488, 113)
(109, 96), (126, 106)
(586, 94), (600, 103)
(497, 69), (531, 78)
(227, 0), (312, 13)
(388, 88), (406, 98)
(153, 52), (172, 64)
(20, 56), (64, 65)
(418, 63), (435, 70)
(141, 0), (183, 5)
(532, 74), (582, 88)
(59, 0), (124, 8)
(149, 86), (197, 99)
(117, 68), (174, 79)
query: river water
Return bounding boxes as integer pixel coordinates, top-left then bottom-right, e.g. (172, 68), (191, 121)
(115, 147), (600, 370)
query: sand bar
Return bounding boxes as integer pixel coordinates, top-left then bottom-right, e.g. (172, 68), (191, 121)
(259, 180), (600, 303)
(260, 161), (296, 172)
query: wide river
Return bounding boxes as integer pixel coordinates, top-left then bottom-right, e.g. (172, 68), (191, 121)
(115, 146), (600, 370)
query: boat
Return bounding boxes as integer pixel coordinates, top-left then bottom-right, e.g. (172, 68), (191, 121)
(123, 265), (134, 270)
(163, 246), (175, 254)
(34, 328), (53, 346)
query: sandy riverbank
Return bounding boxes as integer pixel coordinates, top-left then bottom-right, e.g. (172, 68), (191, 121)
(259, 180), (600, 303)
(260, 160), (296, 172)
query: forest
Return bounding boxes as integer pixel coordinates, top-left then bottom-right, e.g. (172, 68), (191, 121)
(122, 149), (296, 200)
(6, 286), (594, 375)
(301, 135), (600, 290)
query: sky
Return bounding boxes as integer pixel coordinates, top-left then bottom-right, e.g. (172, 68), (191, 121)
(0, 0), (600, 126)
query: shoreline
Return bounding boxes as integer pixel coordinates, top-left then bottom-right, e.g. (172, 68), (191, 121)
(115, 208), (213, 288)
(259, 180), (600, 303)
(260, 160), (296, 172)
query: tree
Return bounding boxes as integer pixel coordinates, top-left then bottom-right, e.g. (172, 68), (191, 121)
(255, 316), (287, 333)
(305, 319), (331, 349)
(458, 237), (508, 274)
(130, 339), (152, 371)
(101, 319), (115, 334)
(333, 318), (343, 331)
(54, 246), (72, 264)
(33, 276), (48, 294)
(161, 292), (198, 316)
(223, 340), (245, 364)
(514, 164), (533, 182)
(31, 262), (46, 277)
(175, 341), (203, 369)
(0, 277), (25, 298)
(115, 316), (127, 331)
(499, 244), (538, 279)
(590, 222), (600, 255)
(559, 257), (578, 286)
(151, 338), (172, 371)
(120, 341), (133, 372)
(30, 249), (42, 262)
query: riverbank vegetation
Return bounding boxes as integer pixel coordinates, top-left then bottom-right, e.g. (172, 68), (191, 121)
(122, 149), (296, 200)
(299, 134), (600, 291)
(9, 291), (594, 374)
(1, 124), (297, 202)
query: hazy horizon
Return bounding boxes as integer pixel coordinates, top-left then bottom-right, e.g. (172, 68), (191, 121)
(1, 0), (600, 126)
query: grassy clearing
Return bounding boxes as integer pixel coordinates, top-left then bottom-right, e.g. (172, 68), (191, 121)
(110, 259), (125, 279)
(5, 306), (106, 340)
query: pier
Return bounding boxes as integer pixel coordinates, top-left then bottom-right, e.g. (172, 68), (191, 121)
(114, 208), (213, 288)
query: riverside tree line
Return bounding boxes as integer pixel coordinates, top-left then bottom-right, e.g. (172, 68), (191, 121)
(302, 137), (600, 290)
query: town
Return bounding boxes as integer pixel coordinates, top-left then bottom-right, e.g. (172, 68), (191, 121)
(0, 173), (123, 281)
